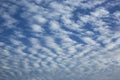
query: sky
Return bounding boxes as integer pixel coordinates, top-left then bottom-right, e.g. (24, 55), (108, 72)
(0, 0), (120, 80)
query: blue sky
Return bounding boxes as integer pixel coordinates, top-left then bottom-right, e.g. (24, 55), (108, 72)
(0, 0), (120, 80)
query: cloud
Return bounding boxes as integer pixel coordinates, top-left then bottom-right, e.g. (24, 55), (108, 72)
(32, 15), (47, 24)
(31, 24), (43, 33)
(0, 0), (120, 80)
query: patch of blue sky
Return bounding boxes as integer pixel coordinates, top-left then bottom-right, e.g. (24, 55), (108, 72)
(0, 17), (5, 26)
(106, 1), (120, 14)
(69, 34), (86, 44)
(61, 25), (80, 34)
(42, 23), (55, 35)
(71, 7), (92, 22)
(102, 17), (120, 31)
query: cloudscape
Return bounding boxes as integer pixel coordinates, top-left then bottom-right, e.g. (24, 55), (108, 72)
(0, 0), (120, 80)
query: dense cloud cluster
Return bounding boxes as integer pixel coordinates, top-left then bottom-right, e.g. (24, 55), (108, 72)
(0, 0), (120, 80)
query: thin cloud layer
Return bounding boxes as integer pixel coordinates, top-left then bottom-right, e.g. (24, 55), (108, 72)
(0, 0), (120, 80)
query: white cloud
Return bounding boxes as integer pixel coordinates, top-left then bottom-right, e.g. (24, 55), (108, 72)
(0, 42), (5, 46)
(91, 7), (109, 17)
(31, 24), (43, 32)
(33, 15), (47, 24)
(49, 20), (61, 31)
(82, 37), (96, 45)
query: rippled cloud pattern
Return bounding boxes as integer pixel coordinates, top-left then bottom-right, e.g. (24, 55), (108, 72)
(0, 0), (120, 80)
